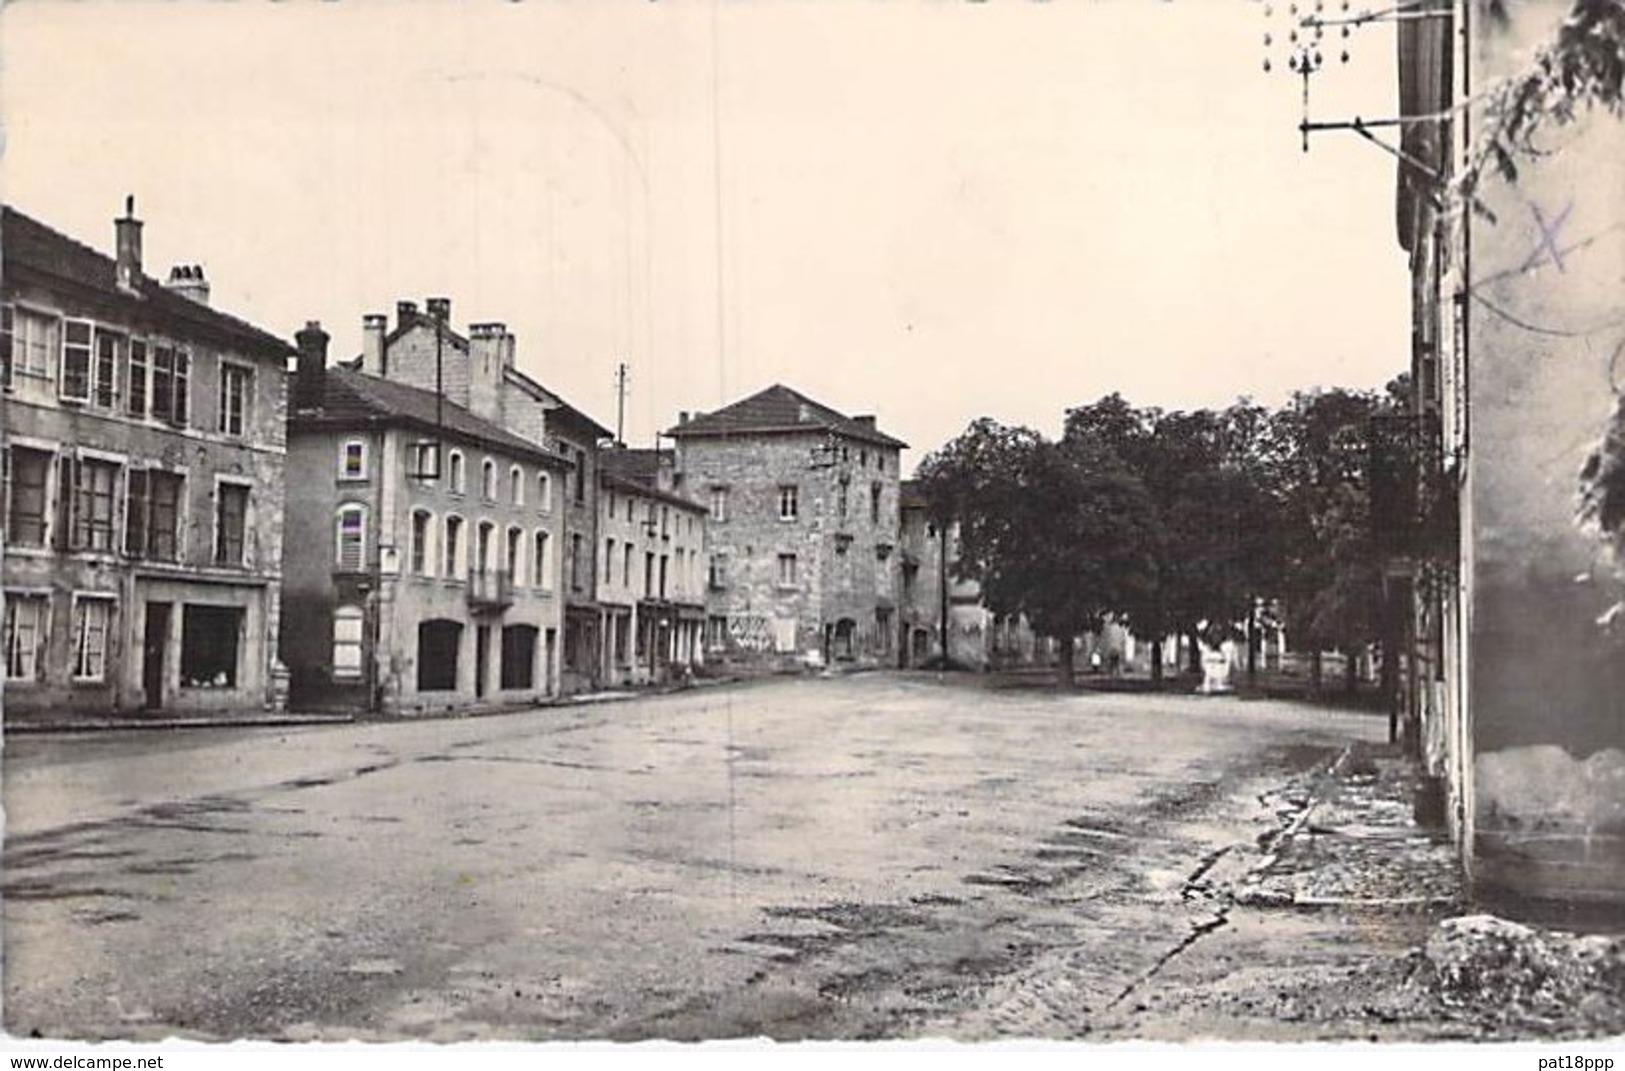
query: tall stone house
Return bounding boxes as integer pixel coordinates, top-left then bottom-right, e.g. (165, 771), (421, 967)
(341, 300), (612, 696)
(280, 322), (573, 714)
(1394, 0), (1625, 907)
(1, 201), (292, 722)
(597, 447), (707, 686)
(666, 384), (905, 669)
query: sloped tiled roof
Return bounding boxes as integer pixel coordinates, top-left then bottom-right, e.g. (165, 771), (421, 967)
(601, 471), (704, 513)
(1, 205), (292, 358)
(293, 366), (571, 469)
(665, 383), (906, 449)
(599, 446), (670, 483)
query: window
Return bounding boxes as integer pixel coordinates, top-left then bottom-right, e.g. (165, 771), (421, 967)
(5, 446), (51, 548)
(871, 482), (883, 525)
(410, 509), (433, 576)
(506, 525), (523, 579)
(151, 344), (190, 426)
(482, 458), (497, 501)
(777, 553), (798, 587)
(623, 543), (633, 586)
(537, 472), (552, 512)
(644, 552), (655, 598)
(605, 538), (616, 584)
(510, 466), (524, 507)
(475, 521), (495, 574)
(658, 554), (669, 599)
(876, 454), (885, 475)
(8, 308), (57, 381)
(336, 504), (366, 571)
(332, 605), (364, 680)
(2, 306), (12, 388)
(533, 530), (552, 589)
(93, 329), (120, 409)
(180, 604), (241, 688)
(340, 440), (367, 481)
(778, 484), (799, 521)
(573, 449), (587, 504)
(63, 456), (121, 552)
(4, 593), (48, 681)
(125, 469), (183, 561)
(217, 362), (250, 436)
(407, 441), (441, 481)
(60, 320), (93, 403)
(837, 482), (849, 520)
(709, 554), (727, 590)
(71, 596), (113, 681)
(661, 506), (670, 537)
(449, 451), (466, 494)
(444, 515), (464, 579)
(569, 533), (584, 592)
(215, 482), (249, 566)
(127, 339), (148, 415)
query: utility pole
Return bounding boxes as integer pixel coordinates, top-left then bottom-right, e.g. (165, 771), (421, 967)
(938, 520), (950, 669)
(614, 362), (629, 447)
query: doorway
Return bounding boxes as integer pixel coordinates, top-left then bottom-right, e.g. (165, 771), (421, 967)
(142, 602), (170, 710)
(475, 624), (491, 699)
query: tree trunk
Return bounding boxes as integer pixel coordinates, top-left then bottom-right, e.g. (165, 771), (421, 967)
(1246, 604), (1258, 687)
(1344, 648), (1359, 694)
(1186, 629), (1202, 675)
(1310, 649), (1324, 696)
(1150, 638), (1164, 685)
(1058, 637), (1076, 687)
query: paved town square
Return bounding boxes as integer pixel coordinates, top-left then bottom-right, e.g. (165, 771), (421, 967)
(5, 675), (1481, 1043)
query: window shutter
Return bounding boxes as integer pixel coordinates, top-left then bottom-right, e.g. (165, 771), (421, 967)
(1, 306), (13, 391)
(172, 350), (190, 427)
(57, 455), (76, 551)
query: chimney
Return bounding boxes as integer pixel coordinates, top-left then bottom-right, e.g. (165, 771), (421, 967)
(163, 264), (210, 305)
(678, 411), (690, 425)
(853, 414), (877, 429)
(424, 296), (451, 324)
(467, 322), (506, 423)
(396, 300), (418, 330)
(115, 195), (143, 292)
(294, 320), (330, 411)
(361, 313), (387, 376)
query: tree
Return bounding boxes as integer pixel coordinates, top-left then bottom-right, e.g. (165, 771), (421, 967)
(1270, 388), (1392, 692)
(917, 418), (1158, 685)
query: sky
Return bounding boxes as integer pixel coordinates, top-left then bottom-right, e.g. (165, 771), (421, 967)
(1, 0), (1410, 470)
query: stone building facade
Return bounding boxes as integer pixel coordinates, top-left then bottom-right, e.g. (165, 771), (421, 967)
(343, 300), (611, 695)
(281, 323), (572, 714)
(898, 480), (1039, 670)
(1, 201), (292, 723)
(597, 448), (707, 685)
(666, 385), (904, 669)
(1396, 0), (1625, 907)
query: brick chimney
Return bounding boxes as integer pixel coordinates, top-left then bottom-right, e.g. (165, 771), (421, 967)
(467, 322), (508, 424)
(396, 300), (419, 331)
(361, 313), (387, 376)
(294, 320), (330, 412)
(163, 264), (210, 305)
(115, 195), (143, 292)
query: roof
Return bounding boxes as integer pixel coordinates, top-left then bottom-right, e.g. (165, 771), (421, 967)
(292, 366), (572, 470)
(505, 366), (614, 440)
(664, 383), (906, 449)
(599, 446), (671, 484)
(1, 205), (292, 358)
(600, 471), (705, 514)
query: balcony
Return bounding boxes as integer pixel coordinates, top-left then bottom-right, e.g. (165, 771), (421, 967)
(467, 568), (513, 612)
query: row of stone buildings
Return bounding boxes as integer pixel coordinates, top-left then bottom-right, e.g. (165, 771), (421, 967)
(0, 201), (999, 723)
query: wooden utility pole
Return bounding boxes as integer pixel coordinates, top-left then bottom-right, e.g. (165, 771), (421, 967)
(614, 362), (629, 447)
